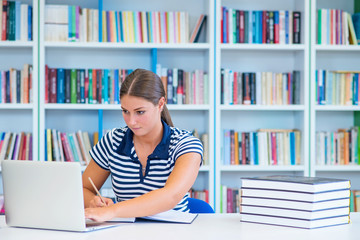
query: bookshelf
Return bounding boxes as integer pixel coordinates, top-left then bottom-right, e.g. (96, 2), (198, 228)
(215, 0), (310, 212)
(310, 0), (360, 190)
(37, 0), (215, 207)
(0, 0), (38, 163)
(1, 0), (360, 213)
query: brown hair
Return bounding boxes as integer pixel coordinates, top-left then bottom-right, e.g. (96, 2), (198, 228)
(120, 68), (174, 127)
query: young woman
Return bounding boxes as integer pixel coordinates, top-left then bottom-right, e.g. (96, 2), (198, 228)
(83, 69), (203, 222)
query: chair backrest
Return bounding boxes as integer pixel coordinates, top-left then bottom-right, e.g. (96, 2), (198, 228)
(187, 198), (214, 213)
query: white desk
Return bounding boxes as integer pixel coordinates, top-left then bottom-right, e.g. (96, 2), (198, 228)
(1, 213), (359, 240)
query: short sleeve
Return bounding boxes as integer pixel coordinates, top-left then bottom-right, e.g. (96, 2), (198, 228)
(89, 130), (114, 170)
(173, 134), (203, 165)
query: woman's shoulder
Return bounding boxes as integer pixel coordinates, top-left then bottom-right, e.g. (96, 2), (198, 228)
(104, 127), (129, 144)
(169, 127), (199, 143)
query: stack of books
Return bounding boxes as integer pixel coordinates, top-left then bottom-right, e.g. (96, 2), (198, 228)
(240, 175), (351, 229)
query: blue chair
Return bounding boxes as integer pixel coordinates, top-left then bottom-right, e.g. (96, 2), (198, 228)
(187, 198), (214, 213)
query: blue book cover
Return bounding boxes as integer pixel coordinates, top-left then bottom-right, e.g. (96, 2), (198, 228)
(224, 130), (230, 165)
(15, 1), (20, 40)
(353, 13), (360, 44)
(115, 11), (119, 42)
(119, 11), (124, 42)
(80, 69), (85, 103)
(167, 69), (173, 104)
(354, 74), (359, 105)
(133, 11), (138, 43)
(28, 5), (32, 40)
(68, 134), (80, 162)
(249, 132), (254, 165)
(327, 10), (330, 45)
(254, 132), (259, 165)
(258, 11), (263, 44)
(44, 130), (47, 161)
(6, 71), (10, 103)
(103, 69), (109, 103)
(289, 132), (295, 165)
(321, 70), (326, 105)
(114, 69), (119, 104)
(57, 68), (65, 103)
(285, 11), (289, 44)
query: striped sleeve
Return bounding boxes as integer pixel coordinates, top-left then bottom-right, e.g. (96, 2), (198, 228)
(89, 130), (114, 170)
(173, 134), (203, 165)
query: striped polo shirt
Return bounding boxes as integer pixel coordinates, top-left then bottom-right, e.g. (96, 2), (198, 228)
(89, 120), (203, 212)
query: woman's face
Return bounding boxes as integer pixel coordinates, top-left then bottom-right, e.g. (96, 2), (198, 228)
(121, 95), (164, 137)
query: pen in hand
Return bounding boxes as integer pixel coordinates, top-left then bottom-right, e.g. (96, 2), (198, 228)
(88, 177), (106, 205)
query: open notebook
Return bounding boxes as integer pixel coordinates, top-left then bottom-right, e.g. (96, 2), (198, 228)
(1, 160), (197, 232)
(109, 209), (198, 224)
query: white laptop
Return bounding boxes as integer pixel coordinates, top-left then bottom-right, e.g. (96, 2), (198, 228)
(1, 160), (129, 232)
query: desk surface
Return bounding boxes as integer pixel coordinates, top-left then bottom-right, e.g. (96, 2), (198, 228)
(1, 213), (360, 240)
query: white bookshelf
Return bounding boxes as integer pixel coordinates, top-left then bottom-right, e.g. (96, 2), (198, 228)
(310, 0), (360, 189)
(0, 0), (39, 164)
(215, 0), (310, 212)
(2, 0), (360, 212)
(37, 0), (215, 207)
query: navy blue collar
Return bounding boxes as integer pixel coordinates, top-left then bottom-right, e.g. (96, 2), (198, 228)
(116, 120), (171, 160)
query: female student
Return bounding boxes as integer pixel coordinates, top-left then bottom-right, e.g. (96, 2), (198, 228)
(83, 69), (203, 222)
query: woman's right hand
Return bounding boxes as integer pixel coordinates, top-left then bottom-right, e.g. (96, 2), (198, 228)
(89, 196), (114, 208)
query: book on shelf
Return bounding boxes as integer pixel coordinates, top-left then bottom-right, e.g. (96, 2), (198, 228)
(188, 189), (209, 204)
(316, 70), (360, 106)
(353, 13), (360, 44)
(220, 185), (241, 213)
(0, 132), (32, 161)
(221, 7), (300, 44)
(45, 4), (200, 44)
(220, 69), (300, 105)
(45, 66), (132, 104)
(156, 64), (208, 105)
(351, 190), (360, 212)
(0, 64), (33, 104)
(222, 129), (301, 166)
(189, 14), (207, 43)
(44, 129), (95, 165)
(0, 0), (32, 41)
(317, 9), (357, 45)
(240, 175), (351, 229)
(316, 126), (360, 166)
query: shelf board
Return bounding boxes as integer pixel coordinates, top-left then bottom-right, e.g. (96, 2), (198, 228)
(314, 105), (360, 111)
(44, 41), (211, 50)
(0, 41), (34, 48)
(44, 104), (210, 111)
(314, 165), (360, 172)
(220, 43), (305, 51)
(0, 104), (34, 109)
(220, 165), (305, 171)
(167, 104), (211, 111)
(219, 105), (305, 111)
(199, 165), (210, 172)
(315, 45), (360, 52)
(45, 104), (122, 110)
